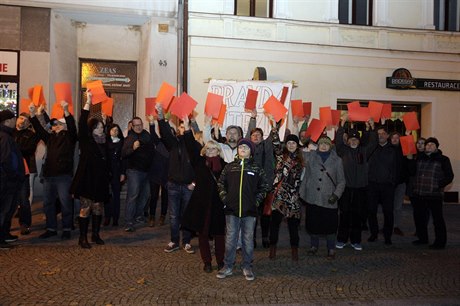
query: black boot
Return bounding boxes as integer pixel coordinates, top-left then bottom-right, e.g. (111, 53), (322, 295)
(78, 217), (91, 249)
(269, 245), (276, 259)
(91, 215), (105, 245)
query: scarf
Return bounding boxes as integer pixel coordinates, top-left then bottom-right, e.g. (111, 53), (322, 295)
(206, 156), (222, 174)
(317, 150), (330, 163)
(111, 136), (120, 143)
(93, 133), (106, 144)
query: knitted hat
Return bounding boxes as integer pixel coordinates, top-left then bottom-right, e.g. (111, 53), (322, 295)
(285, 134), (300, 145)
(237, 138), (255, 155)
(0, 110), (15, 123)
(348, 130), (360, 141)
(317, 136), (332, 146)
(425, 137), (439, 148)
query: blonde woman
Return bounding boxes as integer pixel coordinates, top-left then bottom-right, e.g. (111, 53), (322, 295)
(181, 117), (227, 273)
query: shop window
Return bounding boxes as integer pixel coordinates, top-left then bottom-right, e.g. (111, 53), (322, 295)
(235, 0), (273, 18)
(339, 0), (373, 26)
(434, 0), (460, 31)
(337, 100), (421, 138)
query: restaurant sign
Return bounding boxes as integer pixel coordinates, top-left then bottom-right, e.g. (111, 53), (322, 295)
(386, 68), (460, 91)
(81, 61), (137, 92)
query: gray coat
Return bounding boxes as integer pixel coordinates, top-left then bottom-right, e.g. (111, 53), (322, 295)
(300, 149), (346, 209)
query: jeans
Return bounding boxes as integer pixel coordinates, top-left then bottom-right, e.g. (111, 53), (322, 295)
(167, 181), (193, 245)
(148, 181), (168, 217)
(17, 175), (32, 227)
(124, 169), (149, 227)
(43, 175), (74, 231)
(224, 215), (256, 270)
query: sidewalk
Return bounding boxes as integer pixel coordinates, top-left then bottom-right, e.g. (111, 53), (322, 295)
(0, 201), (459, 305)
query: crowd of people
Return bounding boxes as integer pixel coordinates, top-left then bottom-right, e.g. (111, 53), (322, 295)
(0, 94), (455, 282)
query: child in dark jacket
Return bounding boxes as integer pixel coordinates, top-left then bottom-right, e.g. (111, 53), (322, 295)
(216, 138), (269, 281)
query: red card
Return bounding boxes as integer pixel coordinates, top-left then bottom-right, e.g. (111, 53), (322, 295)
(212, 104), (227, 126)
(145, 97), (157, 116)
(303, 102), (312, 116)
(101, 98), (114, 117)
(156, 82), (176, 111)
(32, 85), (46, 107)
(381, 104), (392, 119)
(54, 83), (73, 106)
(305, 119), (326, 142)
(279, 86), (289, 105)
(319, 106), (332, 126)
(245, 89), (258, 110)
(28, 87), (33, 100)
(332, 110), (341, 126)
(263, 95), (288, 122)
(86, 80), (108, 104)
(50, 102), (64, 119)
(368, 101), (383, 122)
(400, 135), (417, 156)
(402, 112), (420, 130)
(205, 92), (223, 119)
(348, 106), (371, 122)
(169, 92), (197, 119)
(291, 100), (304, 118)
(19, 98), (31, 115)
(347, 101), (361, 110)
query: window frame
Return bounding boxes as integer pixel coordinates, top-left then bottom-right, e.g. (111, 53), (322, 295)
(234, 0), (273, 18)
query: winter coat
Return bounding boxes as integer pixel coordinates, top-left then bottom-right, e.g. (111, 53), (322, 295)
(181, 131), (226, 236)
(30, 114), (77, 177)
(217, 156), (269, 218)
(148, 123), (169, 185)
(158, 119), (195, 184)
(367, 141), (398, 185)
(411, 150), (454, 198)
(70, 110), (110, 202)
(0, 125), (25, 194)
(270, 130), (303, 219)
(300, 150), (346, 209)
(122, 129), (154, 172)
(13, 128), (40, 174)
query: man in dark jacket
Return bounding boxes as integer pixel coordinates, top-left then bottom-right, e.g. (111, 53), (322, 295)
(30, 101), (77, 240)
(410, 137), (454, 249)
(13, 113), (40, 235)
(156, 105), (196, 254)
(367, 126), (399, 245)
(122, 116), (154, 232)
(0, 110), (25, 249)
(217, 138), (269, 281)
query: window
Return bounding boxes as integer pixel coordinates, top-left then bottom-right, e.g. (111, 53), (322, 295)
(434, 0), (460, 31)
(235, 0), (273, 18)
(339, 0), (373, 26)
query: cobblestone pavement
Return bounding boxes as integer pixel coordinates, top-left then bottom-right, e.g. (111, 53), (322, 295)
(1, 202), (459, 305)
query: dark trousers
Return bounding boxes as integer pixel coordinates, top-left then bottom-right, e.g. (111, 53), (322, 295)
(17, 175), (32, 227)
(199, 208), (225, 265)
(148, 181), (168, 217)
(337, 187), (366, 244)
(367, 182), (395, 241)
(0, 182), (21, 241)
(254, 204), (270, 241)
(412, 196), (446, 247)
(269, 210), (300, 247)
(104, 178), (122, 223)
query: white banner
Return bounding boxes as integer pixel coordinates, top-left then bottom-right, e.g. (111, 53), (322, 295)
(0, 51), (18, 76)
(207, 79), (292, 140)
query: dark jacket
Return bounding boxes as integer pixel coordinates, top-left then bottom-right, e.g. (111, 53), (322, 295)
(367, 141), (398, 185)
(217, 156), (269, 218)
(107, 138), (125, 183)
(335, 127), (377, 188)
(158, 119), (194, 184)
(30, 113), (77, 177)
(13, 128), (40, 174)
(70, 110), (110, 202)
(122, 129), (154, 172)
(0, 125), (25, 194)
(148, 123), (169, 185)
(411, 150), (454, 198)
(181, 130), (226, 236)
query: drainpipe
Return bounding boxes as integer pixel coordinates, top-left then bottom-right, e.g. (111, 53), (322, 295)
(177, 0), (188, 94)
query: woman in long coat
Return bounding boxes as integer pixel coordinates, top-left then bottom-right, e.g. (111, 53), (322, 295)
(300, 136), (346, 259)
(268, 131), (304, 261)
(181, 116), (226, 273)
(70, 92), (110, 249)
